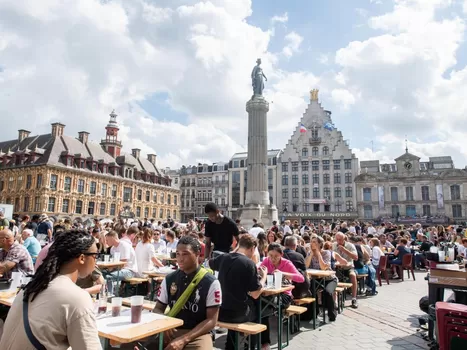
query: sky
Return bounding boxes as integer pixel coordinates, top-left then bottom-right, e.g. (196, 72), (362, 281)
(1, 0), (467, 170)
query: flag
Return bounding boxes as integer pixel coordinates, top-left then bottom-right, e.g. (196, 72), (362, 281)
(324, 122), (334, 131)
(299, 123), (307, 133)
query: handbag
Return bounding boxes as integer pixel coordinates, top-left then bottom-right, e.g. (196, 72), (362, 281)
(23, 299), (46, 350)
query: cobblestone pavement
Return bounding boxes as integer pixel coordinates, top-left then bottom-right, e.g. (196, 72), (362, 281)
(214, 270), (431, 350)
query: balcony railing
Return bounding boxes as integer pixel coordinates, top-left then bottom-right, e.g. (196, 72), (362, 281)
(309, 137), (322, 145)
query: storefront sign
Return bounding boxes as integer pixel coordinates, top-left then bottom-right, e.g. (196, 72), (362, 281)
(283, 212), (358, 218)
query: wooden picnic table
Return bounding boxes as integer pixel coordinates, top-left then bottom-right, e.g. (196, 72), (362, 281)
(0, 290), (16, 307)
(306, 269), (336, 278)
(97, 261), (127, 297)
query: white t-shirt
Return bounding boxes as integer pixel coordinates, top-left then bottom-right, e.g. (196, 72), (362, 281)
(371, 246), (384, 266)
(367, 226), (376, 235)
(153, 239), (167, 254)
(111, 240), (138, 274)
(249, 227), (264, 238)
(135, 242), (157, 274)
(458, 245), (466, 257)
(283, 225), (292, 235)
(0, 275), (101, 350)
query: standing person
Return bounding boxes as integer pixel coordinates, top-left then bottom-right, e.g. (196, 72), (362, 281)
(210, 234), (266, 350)
(36, 214), (53, 242)
(204, 203), (239, 260)
(0, 230), (102, 350)
(152, 236), (221, 350)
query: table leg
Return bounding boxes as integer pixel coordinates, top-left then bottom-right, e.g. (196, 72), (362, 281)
(257, 297), (262, 350)
(116, 268), (121, 297)
(277, 295), (283, 350)
(159, 332), (164, 350)
(102, 338), (109, 350)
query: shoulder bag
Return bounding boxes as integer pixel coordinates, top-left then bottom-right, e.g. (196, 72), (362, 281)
(23, 299), (46, 350)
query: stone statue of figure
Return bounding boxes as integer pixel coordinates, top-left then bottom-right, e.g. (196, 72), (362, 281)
(310, 88), (319, 101)
(251, 58), (267, 97)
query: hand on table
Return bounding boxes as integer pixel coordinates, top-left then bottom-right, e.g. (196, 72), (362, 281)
(164, 336), (188, 350)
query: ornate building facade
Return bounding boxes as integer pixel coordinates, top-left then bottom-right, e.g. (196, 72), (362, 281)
(278, 90), (359, 223)
(0, 111), (180, 220)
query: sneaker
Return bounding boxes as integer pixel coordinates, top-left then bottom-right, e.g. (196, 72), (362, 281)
(392, 274), (399, 279)
(351, 299), (358, 309)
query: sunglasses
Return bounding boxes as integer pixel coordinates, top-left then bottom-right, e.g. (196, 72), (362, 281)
(82, 252), (99, 259)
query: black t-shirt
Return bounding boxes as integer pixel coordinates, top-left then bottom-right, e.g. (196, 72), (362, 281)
(205, 216), (239, 253)
(420, 241), (433, 252)
(340, 227), (349, 234)
(209, 253), (261, 312)
(283, 249), (307, 272)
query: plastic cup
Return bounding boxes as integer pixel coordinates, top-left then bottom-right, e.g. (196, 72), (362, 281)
(274, 271), (283, 289)
(113, 252), (121, 262)
(98, 295), (107, 314)
(266, 275), (274, 288)
(131, 296), (144, 323)
(104, 255), (110, 263)
(111, 297), (122, 317)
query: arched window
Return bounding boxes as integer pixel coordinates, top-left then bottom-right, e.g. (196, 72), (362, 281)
(302, 148), (308, 157)
(323, 146), (329, 156)
(312, 147), (319, 156)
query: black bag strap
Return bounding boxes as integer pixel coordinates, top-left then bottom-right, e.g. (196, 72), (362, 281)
(23, 300), (46, 350)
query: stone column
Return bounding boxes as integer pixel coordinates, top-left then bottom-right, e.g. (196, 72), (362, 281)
(245, 96), (270, 206)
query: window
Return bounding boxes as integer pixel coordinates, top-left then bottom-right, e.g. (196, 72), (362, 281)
(99, 183), (106, 196)
(324, 205), (330, 212)
(159, 208), (163, 218)
(346, 201), (353, 212)
(452, 204), (462, 218)
(15, 197), (20, 210)
(292, 188), (299, 198)
(405, 186), (414, 201)
(110, 203), (116, 216)
(152, 208), (157, 218)
(312, 147), (318, 156)
(47, 197), (56, 212)
(313, 204), (320, 212)
(90, 181), (96, 195)
(363, 188), (372, 201)
(123, 187), (132, 202)
(282, 163), (288, 172)
(145, 191), (150, 201)
(335, 201), (342, 212)
(292, 162), (299, 172)
(345, 173), (352, 184)
(173, 210), (177, 220)
(153, 191), (157, 202)
(26, 175), (32, 189)
(423, 205), (431, 216)
(390, 187), (398, 202)
(282, 189), (288, 199)
(322, 160), (330, 170)
(333, 160), (340, 170)
(137, 189), (142, 200)
(421, 186), (430, 201)
(302, 148), (308, 157)
(406, 205), (416, 216)
(112, 185), (117, 198)
(167, 194), (171, 205)
(392, 205), (399, 217)
(64, 177), (71, 192)
(364, 205), (373, 219)
(161, 193), (165, 204)
(312, 174), (319, 184)
(8, 177), (13, 190)
(302, 174), (309, 185)
(323, 174), (330, 184)
(451, 185), (461, 200)
(174, 196), (178, 205)
(322, 146), (329, 156)
(301, 161), (309, 172)
(303, 203), (310, 212)
(344, 159), (352, 170)
(100, 203), (106, 216)
(167, 209), (171, 218)
(334, 173), (341, 184)
(34, 196), (41, 212)
(144, 207), (149, 218)
(282, 175), (288, 185)
(47, 175), (55, 190)
(292, 175), (298, 185)
(302, 188), (309, 199)
(312, 161), (319, 171)
(345, 186), (353, 198)
(62, 199), (69, 213)
(36, 174), (42, 189)
(334, 187), (342, 198)
(78, 179), (85, 193)
(323, 187), (330, 198)
(23, 196), (30, 212)
(76, 200), (83, 214)
(88, 201), (95, 215)
(313, 188), (320, 199)
(16, 176), (23, 191)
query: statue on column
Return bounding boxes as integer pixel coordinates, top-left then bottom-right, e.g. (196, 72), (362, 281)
(310, 88), (319, 101)
(251, 58), (267, 98)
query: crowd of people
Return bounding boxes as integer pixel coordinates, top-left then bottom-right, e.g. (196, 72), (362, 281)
(0, 204), (466, 349)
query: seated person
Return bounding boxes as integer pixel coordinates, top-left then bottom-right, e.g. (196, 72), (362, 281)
(0, 229), (34, 278)
(104, 230), (138, 281)
(459, 238), (467, 258)
(210, 234), (266, 350)
(20, 229), (42, 263)
(76, 266), (105, 296)
(390, 238), (411, 279)
(153, 236), (221, 350)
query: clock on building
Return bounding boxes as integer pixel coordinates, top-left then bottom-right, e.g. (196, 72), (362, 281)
(404, 161), (412, 170)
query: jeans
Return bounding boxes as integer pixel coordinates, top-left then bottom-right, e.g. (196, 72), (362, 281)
(322, 278), (338, 321)
(105, 268), (136, 282)
(366, 264), (377, 295)
(415, 253), (426, 267)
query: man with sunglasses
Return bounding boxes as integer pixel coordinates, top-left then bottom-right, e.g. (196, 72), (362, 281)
(153, 229), (167, 254)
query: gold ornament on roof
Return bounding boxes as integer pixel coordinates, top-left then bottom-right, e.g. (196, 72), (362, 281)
(310, 89), (319, 101)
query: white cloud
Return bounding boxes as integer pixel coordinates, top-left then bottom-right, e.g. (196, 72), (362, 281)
(464, 0), (467, 13)
(271, 12), (288, 24)
(282, 31), (303, 58)
(331, 89), (356, 109)
(317, 53), (329, 64)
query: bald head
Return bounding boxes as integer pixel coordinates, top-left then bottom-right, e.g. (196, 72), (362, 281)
(0, 229), (14, 250)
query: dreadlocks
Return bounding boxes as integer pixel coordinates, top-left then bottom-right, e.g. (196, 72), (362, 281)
(23, 229), (94, 302)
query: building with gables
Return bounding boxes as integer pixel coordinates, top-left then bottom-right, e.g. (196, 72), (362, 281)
(277, 89), (359, 223)
(355, 150), (467, 224)
(0, 111), (180, 221)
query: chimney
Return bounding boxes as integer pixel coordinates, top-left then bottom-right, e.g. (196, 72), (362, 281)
(147, 154), (157, 165)
(18, 129), (31, 142)
(132, 148), (141, 159)
(51, 122), (65, 137)
(78, 131), (89, 144)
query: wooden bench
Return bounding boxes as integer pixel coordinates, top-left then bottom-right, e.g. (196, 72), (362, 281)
(356, 274), (368, 295)
(285, 305), (307, 317)
(216, 322), (266, 350)
(121, 297), (156, 311)
(337, 282), (353, 289)
(285, 305), (307, 337)
(293, 297), (316, 306)
(123, 278), (150, 297)
(335, 287), (345, 313)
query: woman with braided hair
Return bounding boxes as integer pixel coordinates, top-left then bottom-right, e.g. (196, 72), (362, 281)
(0, 229), (102, 350)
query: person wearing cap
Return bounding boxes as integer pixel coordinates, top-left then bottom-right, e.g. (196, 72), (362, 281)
(21, 229), (42, 263)
(36, 213), (53, 242)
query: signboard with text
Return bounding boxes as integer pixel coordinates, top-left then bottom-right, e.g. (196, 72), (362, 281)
(283, 212), (358, 218)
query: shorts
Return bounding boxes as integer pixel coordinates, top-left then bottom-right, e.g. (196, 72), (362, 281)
(340, 268), (356, 278)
